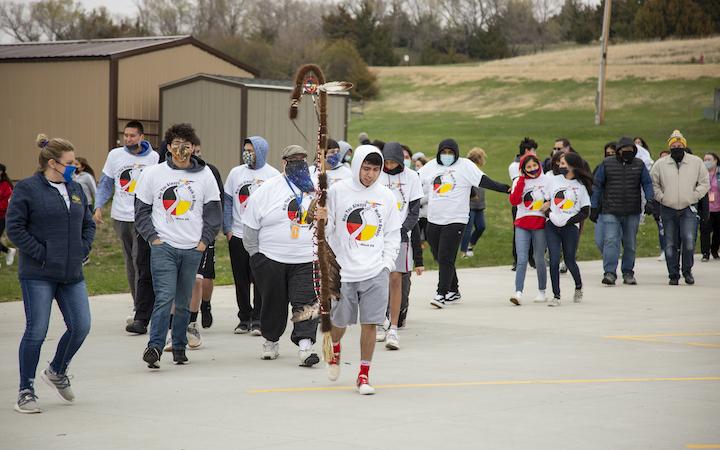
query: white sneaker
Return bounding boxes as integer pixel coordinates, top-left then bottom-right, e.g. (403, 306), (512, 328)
(534, 292), (547, 303)
(573, 289), (583, 303)
(385, 332), (399, 350)
(657, 252), (665, 261)
(298, 348), (320, 367)
(548, 297), (561, 307)
(356, 375), (375, 395)
(466, 249), (474, 257)
(261, 340), (279, 360)
(163, 335), (172, 352)
(6, 248), (16, 266)
(376, 317), (390, 342)
(187, 322), (202, 349)
(327, 352), (341, 381)
(510, 291), (522, 306)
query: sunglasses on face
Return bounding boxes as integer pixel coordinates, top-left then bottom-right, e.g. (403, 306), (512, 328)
(553, 147), (563, 151)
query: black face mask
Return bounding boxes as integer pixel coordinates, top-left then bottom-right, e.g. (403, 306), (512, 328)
(619, 151), (634, 163)
(383, 164), (403, 175)
(127, 143), (140, 151)
(671, 147), (685, 163)
(555, 167), (569, 177)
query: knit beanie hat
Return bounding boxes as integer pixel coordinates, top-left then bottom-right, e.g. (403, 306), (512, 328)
(667, 130), (687, 148)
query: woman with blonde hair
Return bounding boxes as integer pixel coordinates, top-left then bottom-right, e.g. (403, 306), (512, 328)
(7, 134), (95, 413)
(460, 148), (488, 257)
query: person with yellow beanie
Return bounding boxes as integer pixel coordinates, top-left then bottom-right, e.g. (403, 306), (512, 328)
(650, 130), (710, 285)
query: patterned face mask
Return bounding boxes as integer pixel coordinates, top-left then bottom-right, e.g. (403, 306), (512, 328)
(170, 140), (193, 162)
(243, 150), (256, 168)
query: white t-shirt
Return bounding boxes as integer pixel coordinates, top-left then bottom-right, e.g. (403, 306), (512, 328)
(327, 179), (402, 282)
(102, 147), (159, 222)
(512, 174), (550, 221)
(242, 175), (316, 264)
(224, 164), (280, 239)
(418, 158), (484, 225)
(547, 174), (590, 228)
(134, 162), (220, 249)
(378, 169), (423, 229)
(309, 165), (352, 189)
(49, 181), (70, 209)
(508, 160), (520, 181)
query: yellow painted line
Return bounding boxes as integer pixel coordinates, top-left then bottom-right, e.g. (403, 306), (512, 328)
(687, 342), (720, 349)
(248, 376), (720, 394)
(686, 445), (720, 449)
(605, 333), (720, 349)
(605, 332), (720, 338)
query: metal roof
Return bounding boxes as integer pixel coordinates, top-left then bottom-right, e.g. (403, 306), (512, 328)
(0, 36), (260, 76)
(160, 73), (349, 95)
(0, 36), (188, 60)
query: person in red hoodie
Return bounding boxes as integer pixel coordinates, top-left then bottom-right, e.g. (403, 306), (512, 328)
(508, 155), (550, 305)
(0, 163), (17, 266)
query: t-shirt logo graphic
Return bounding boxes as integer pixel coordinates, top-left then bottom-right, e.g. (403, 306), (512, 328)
(388, 180), (406, 211)
(433, 172), (455, 195)
(287, 198), (309, 225)
(119, 166), (142, 193)
(553, 189), (575, 210)
(345, 205), (381, 241)
(238, 184), (252, 206)
(523, 190), (545, 210)
(162, 182), (193, 216)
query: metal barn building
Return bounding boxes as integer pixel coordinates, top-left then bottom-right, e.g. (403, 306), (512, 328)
(160, 74), (350, 177)
(0, 36), (258, 178)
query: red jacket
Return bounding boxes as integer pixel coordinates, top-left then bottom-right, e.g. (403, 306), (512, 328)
(509, 155), (546, 230)
(0, 180), (12, 219)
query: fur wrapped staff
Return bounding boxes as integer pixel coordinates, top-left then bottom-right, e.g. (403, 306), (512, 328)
(288, 64), (350, 362)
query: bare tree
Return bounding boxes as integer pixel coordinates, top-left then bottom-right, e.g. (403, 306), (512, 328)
(135, 0), (194, 35)
(0, 1), (41, 41)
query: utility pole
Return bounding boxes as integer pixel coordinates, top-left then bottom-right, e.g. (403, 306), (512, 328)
(595, 0), (612, 125)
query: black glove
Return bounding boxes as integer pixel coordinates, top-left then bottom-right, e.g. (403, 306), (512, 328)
(589, 208), (599, 223)
(644, 199), (656, 216)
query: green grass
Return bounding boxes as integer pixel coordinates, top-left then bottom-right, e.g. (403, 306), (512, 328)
(1, 76), (718, 301)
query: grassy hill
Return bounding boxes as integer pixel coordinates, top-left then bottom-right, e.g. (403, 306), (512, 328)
(1, 37), (718, 301)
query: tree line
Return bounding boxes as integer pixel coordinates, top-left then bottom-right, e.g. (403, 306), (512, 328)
(1, 0), (718, 100)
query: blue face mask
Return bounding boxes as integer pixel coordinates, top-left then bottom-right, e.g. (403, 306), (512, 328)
(440, 154), (455, 166)
(327, 153), (341, 168)
(285, 160), (315, 193)
(54, 161), (76, 183)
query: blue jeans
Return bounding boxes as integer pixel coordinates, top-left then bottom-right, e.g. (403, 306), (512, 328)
(460, 209), (486, 252)
(514, 227), (547, 292)
(18, 279), (91, 390)
(546, 222), (582, 297)
(601, 214), (640, 275)
(148, 243), (203, 350)
(661, 206), (697, 279)
(594, 214), (605, 253)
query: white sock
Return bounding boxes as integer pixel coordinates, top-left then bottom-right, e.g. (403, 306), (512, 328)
(299, 338), (312, 351)
(389, 326), (398, 335)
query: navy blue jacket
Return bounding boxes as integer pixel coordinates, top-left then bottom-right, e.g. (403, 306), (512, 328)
(6, 173), (96, 283)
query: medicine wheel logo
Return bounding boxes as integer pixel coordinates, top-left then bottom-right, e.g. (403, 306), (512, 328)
(238, 184), (252, 206)
(553, 189), (575, 210)
(119, 167), (140, 193)
(523, 190), (544, 211)
(345, 206), (381, 241)
(287, 198), (310, 225)
(389, 181), (406, 211)
(432, 172), (455, 195)
(162, 183), (193, 216)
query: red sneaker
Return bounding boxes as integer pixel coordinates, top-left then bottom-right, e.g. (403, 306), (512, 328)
(355, 374), (375, 395)
(327, 351), (341, 381)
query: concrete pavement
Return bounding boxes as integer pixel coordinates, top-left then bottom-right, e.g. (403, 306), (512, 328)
(0, 256), (718, 450)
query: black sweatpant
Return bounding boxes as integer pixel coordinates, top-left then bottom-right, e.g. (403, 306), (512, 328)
(700, 211), (720, 257)
(426, 222), (465, 296)
(133, 233), (156, 324)
(229, 236), (262, 323)
(250, 253), (317, 345)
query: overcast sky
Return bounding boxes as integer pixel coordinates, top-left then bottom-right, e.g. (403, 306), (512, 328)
(79, 0), (138, 16)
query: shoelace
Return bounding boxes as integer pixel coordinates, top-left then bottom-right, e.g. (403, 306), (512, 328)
(19, 391), (38, 405)
(51, 373), (73, 389)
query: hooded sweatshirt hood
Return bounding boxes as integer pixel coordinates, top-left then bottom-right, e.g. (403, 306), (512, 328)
(519, 154), (543, 178)
(126, 140), (153, 157)
(382, 141), (405, 166)
(337, 140), (352, 165)
(166, 154), (207, 173)
(244, 136), (269, 169)
(436, 138), (460, 166)
(351, 145), (383, 190)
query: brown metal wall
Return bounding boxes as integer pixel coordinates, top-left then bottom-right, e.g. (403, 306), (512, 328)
(117, 44), (252, 148)
(0, 60), (109, 179)
(246, 89), (348, 171)
(161, 79), (243, 178)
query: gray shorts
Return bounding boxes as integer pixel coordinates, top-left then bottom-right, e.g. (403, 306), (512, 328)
(393, 241), (413, 273)
(331, 269), (390, 327)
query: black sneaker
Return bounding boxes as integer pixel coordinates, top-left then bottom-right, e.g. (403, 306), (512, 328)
(445, 291), (462, 305)
(511, 263), (517, 272)
(430, 294), (446, 309)
(701, 254), (709, 262)
(529, 259), (536, 269)
(684, 273), (695, 285)
(234, 321), (251, 334)
(622, 273), (637, 285)
(173, 348), (189, 365)
(669, 278), (679, 286)
(143, 347), (162, 369)
(200, 301), (213, 329)
(250, 322), (262, 336)
(125, 320), (147, 335)
(601, 272), (616, 286)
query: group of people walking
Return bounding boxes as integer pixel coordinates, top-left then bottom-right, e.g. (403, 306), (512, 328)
(3, 121), (717, 411)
